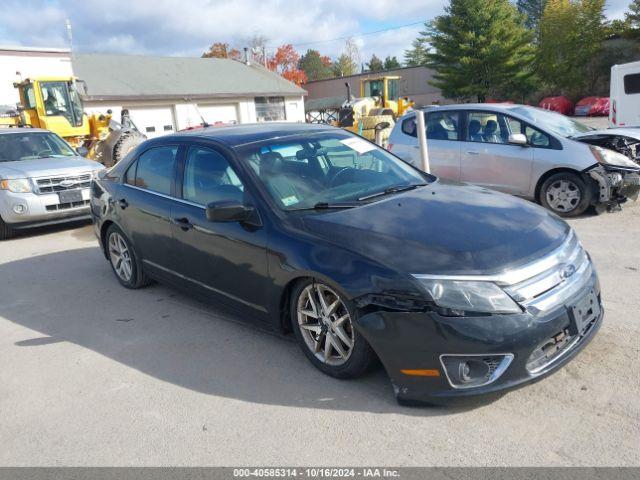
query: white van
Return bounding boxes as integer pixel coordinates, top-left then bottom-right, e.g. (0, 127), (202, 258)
(610, 61), (640, 128)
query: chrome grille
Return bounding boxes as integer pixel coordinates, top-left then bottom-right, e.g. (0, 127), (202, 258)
(35, 172), (92, 194)
(45, 200), (90, 212)
(501, 231), (592, 314)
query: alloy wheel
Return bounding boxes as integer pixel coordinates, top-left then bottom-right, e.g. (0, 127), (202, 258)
(296, 283), (355, 366)
(546, 179), (581, 213)
(108, 232), (133, 282)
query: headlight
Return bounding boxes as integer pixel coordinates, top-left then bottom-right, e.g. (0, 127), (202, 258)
(0, 178), (32, 193)
(589, 145), (639, 169)
(413, 276), (522, 314)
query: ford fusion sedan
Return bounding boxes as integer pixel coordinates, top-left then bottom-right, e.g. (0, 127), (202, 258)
(388, 104), (640, 217)
(0, 128), (104, 239)
(91, 123), (602, 405)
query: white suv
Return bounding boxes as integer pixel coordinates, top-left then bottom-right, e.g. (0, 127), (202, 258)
(0, 128), (104, 239)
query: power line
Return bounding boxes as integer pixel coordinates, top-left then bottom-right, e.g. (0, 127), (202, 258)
(266, 20), (426, 49)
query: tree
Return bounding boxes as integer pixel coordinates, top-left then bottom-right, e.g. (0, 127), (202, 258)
(298, 49), (333, 81)
(268, 44), (308, 85)
(332, 54), (357, 76)
(383, 56), (402, 70)
(427, 0), (536, 102)
(404, 37), (429, 66)
(517, 0), (547, 40)
(366, 54), (384, 72)
(626, 0), (640, 38)
(537, 0), (606, 96)
(202, 42), (241, 60)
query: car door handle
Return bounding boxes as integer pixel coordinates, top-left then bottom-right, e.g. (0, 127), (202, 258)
(118, 198), (129, 209)
(173, 217), (193, 231)
(466, 151), (480, 155)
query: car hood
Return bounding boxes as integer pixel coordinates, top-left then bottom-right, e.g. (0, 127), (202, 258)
(0, 156), (103, 180)
(302, 180), (570, 276)
(572, 128), (640, 140)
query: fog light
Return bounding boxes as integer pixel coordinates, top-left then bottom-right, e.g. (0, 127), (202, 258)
(440, 354), (513, 389)
(12, 204), (26, 214)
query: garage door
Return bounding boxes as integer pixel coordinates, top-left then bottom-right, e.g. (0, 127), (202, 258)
(127, 106), (175, 139)
(197, 104), (238, 125)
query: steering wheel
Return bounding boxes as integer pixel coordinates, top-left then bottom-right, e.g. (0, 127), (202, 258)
(328, 167), (353, 187)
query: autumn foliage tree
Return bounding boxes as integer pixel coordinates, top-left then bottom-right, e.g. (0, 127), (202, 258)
(202, 42), (241, 60)
(268, 44), (308, 85)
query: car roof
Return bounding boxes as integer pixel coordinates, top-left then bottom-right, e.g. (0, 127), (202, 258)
(0, 127), (51, 135)
(420, 103), (525, 113)
(158, 122), (338, 147)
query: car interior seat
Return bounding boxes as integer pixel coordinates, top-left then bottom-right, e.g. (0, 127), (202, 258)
(468, 120), (484, 142)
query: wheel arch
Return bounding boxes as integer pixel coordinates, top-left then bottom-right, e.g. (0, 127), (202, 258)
(534, 167), (588, 203)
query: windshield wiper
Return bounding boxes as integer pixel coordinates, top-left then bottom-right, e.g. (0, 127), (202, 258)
(358, 183), (427, 201)
(292, 202), (359, 211)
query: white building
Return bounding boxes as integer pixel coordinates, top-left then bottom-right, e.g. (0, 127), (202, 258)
(0, 46), (73, 107)
(0, 47), (307, 135)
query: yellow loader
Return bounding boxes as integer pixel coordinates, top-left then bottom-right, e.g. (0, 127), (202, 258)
(337, 76), (414, 145)
(0, 77), (144, 166)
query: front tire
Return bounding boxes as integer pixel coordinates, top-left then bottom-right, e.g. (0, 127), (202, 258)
(290, 279), (376, 379)
(0, 217), (15, 240)
(105, 224), (150, 289)
(539, 172), (592, 217)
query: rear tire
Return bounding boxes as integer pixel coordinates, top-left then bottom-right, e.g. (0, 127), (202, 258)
(0, 217), (15, 240)
(105, 224), (151, 289)
(290, 279), (376, 379)
(539, 172), (592, 217)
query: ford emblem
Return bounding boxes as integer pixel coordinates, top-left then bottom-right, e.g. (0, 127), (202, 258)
(560, 264), (576, 280)
(59, 180), (76, 188)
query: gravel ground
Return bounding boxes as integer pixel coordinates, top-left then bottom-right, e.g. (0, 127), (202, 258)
(0, 203), (638, 467)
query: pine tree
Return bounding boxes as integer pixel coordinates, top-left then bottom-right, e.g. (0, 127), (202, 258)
(366, 54), (384, 72)
(427, 0), (536, 101)
(517, 0), (547, 40)
(404, 37), (429, 66)
(298, 49), (333, 81)
(383, 56), (402, 70)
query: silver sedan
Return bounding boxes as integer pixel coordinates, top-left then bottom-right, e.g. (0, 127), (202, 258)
(388, 104), (640, 216)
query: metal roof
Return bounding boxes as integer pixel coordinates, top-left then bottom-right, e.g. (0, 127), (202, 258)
(304, 95), (346, 112)
(72, 54), (306, 102)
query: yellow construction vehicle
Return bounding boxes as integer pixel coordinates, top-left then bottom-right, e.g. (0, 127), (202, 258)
(337, 75), (414, 145)
(0, 77), (144, 166)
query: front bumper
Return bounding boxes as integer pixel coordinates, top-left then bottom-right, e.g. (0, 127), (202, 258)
(588, 165), (640, 210)
(356, 272), (602, 405)
(0, 188), (91, 228)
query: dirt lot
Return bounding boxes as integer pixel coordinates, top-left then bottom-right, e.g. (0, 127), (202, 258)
(0, 203), (638, 466)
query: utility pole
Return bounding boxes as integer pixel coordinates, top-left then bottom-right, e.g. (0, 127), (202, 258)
(65, 19), (73, 52)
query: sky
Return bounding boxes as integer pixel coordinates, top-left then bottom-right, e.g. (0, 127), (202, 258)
(0, 0), (633, 64)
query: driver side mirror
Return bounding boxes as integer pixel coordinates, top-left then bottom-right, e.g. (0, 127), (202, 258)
(76, 146), (89, 157)
(206, 201), (256, 223)
(508, 133), (528, 146)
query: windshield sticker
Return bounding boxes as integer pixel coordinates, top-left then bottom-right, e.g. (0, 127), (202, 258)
(282, 195), (299, 207)
(340, 137), (376, 154)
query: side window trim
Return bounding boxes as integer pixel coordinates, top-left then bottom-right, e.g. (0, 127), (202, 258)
(179, 144), (246, 207)
(121, 144), (183, 197)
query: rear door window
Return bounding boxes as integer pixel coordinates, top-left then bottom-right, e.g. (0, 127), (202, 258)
(401, 111), (460, 140)
(130, 146), (178, 195)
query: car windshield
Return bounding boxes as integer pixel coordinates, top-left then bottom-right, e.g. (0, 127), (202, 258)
(237, 132), (431, 211)
(0, 131), (76, 162)
(510, 106), (593, 137)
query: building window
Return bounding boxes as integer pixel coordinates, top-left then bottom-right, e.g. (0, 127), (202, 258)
(255, 96), (286, 121)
